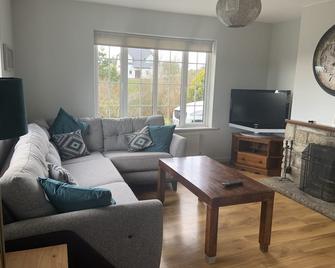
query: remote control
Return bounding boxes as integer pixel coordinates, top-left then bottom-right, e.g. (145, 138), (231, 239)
(222, 180), (243, 188)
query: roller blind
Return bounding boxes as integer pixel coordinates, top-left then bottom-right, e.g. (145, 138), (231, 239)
(94, 31), (214, 53)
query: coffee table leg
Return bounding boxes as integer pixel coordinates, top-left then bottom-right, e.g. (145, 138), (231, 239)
(259, 196), (274, 252)
(157, 168), (166, 204)
(205, 205), (219, 264)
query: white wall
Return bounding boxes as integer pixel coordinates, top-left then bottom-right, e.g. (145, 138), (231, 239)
(0, 0), (14, 77)
(267, 19), (300, 91)
(12, 0), (271, 161)
(291, 1), (335, 126)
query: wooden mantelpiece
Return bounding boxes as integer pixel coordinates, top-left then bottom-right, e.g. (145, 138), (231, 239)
(286, 120), (335, 133)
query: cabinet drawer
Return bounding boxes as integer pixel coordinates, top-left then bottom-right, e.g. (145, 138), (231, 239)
(237, 152), (267, 168)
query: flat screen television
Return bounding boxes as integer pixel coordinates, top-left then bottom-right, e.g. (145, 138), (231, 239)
(229, 89), (291, 134)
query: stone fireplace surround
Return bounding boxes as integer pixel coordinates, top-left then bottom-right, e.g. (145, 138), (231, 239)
(282, 120), (335, 184)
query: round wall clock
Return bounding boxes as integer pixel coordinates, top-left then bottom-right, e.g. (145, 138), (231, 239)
(313, 25), (335, 96)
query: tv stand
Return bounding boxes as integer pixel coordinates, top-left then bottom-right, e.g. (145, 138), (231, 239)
(231, 133), (284, 176)
(240, 132), (284, 138)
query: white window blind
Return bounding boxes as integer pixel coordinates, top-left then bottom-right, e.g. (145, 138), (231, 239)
(94, 31), (214, 53)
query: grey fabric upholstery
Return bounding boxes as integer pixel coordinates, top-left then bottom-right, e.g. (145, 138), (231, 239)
(61, 151), (104, 165)
(46, 142), (61, 166)
(2, 115), (184, 268)
(81, 118), (104, 152)
(98, 182), (138, 204)
(102, 118), (134, 151)
(122, 170), (174, 185)
(104, 151), (171, 173)
(170, 134), (187, 157)
(63, 158), (124, 187)
(102, 115), (165, 152)
(0, 124), (56, 220)
(4, 200), (163, 268)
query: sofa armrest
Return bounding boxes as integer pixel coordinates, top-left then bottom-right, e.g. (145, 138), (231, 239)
(170, 134), (186, 157)
(4, 200), (163, 268)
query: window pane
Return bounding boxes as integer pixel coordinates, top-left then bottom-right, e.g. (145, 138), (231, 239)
(157, 50), (182, 126)
(97, 45), (121, 118)
(128, 48), (154, 117)
(186, 52), (207, 124)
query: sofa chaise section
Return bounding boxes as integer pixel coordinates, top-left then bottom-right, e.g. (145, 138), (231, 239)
(2, 123), (163, 268)
(5, 200), (163, 268)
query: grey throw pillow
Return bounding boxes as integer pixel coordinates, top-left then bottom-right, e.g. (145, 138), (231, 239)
(52, 130), (89, 160)
(48, 164), (77, 185)
(126, 126), (154, 152)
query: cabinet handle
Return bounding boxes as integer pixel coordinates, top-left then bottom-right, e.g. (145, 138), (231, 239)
(259, 161), (263, 164)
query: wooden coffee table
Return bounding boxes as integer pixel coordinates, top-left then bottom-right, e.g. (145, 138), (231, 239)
(158, 156), (275, 264)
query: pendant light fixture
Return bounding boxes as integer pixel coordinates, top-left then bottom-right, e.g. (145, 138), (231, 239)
(216, 0), (262, 28)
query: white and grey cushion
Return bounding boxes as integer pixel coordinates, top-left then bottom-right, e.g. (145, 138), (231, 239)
(46, 142), (61, 166)
(126, 126), (153, 152)
(52, 130), (89, 161)
(48, 164), (77, 184)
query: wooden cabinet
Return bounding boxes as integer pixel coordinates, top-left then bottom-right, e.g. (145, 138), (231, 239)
(231, 133), (284, 176)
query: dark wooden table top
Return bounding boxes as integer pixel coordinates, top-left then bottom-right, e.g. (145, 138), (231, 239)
(159, 156), (274, 207)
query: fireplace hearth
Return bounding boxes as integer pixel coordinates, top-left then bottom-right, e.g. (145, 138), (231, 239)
(300, 143), (335, 202)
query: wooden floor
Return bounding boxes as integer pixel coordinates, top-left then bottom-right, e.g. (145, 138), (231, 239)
(134, 170), (335, 268)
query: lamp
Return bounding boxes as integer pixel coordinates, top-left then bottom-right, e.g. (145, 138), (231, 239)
(0, 77), (28, 268)
(216, 0), (262, 28)
(0, 78), (28, 140)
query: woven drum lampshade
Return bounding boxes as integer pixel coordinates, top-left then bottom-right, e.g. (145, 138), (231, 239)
(216, 0), (262, 28)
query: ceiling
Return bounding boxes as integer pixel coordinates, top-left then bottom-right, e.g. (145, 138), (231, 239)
(75, 0), (332, 23)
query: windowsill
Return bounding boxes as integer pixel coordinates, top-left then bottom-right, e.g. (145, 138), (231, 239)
(175, 127), (220, 133)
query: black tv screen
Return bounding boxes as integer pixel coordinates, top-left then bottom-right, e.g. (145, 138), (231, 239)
(229, 89), (291, 130)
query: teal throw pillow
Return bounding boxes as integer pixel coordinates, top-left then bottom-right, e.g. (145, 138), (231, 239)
(38, 178), (115, 213)
(49, 108), (88, 135)
(144, 125), (176, 153)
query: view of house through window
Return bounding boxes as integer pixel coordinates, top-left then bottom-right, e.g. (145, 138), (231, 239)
(96, 34), (214, 127)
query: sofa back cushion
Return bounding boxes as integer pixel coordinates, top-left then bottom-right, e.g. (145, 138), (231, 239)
(0, 124), (56, 220)
(81, 118), (104, 152)
(102, 115), (164, 152)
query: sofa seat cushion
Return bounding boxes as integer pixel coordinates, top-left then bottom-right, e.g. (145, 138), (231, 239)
(63, 158), (124, 187)
(61, 152), (104, 165)
(98, 182), (138, 204)
(103, 151), (171, 173)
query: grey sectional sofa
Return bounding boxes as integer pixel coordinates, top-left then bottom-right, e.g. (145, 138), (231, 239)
(1, 115), (186, 268)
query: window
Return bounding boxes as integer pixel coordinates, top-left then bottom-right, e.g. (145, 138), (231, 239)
(94, 31), (215, 127)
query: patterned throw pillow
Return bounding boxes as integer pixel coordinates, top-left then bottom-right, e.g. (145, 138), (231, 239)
(126, 126), (154, 152)
(52, 130), (90, 160)
(48, 164), (77, 185)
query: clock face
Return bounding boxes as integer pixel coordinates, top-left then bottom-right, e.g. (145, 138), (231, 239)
(313, 25), (335, 96)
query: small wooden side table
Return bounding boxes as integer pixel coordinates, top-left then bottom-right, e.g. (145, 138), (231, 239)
(6, 244), (68, 268)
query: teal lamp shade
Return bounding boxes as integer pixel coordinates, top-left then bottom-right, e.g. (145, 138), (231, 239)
(0, 78), (28, 140)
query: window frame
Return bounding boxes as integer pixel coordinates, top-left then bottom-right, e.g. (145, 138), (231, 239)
(94, 44), (215, 128)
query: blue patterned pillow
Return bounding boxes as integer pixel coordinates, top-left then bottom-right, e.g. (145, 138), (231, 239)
(52, 130), (90, 161)
(126, 126), (153, 152)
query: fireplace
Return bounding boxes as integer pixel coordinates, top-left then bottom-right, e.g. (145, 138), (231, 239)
(300, 143), (335, 202)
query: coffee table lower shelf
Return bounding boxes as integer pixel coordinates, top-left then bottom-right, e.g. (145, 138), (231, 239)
(158, 156), (275, 264)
